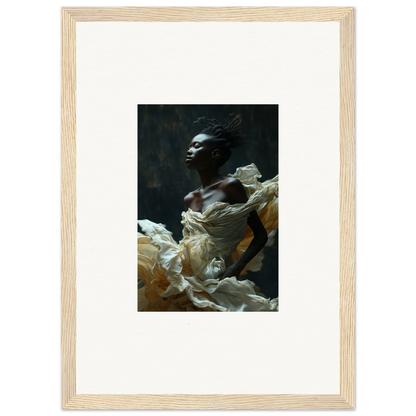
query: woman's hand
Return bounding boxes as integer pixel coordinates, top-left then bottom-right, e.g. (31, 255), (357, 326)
(219, 264), (244, 280)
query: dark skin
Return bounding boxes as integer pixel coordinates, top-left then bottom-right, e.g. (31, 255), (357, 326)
(184, 133), (268, 280)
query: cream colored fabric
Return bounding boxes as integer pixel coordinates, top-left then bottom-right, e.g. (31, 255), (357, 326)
(137, 163), (279, 312)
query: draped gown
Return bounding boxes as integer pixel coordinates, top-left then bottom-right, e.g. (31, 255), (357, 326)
(137, 163), (279, 311)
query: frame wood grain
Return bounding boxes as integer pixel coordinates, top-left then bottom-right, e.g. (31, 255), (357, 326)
(62, 6), (355, 409)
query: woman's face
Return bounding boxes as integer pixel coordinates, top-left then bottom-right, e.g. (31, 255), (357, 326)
(185, 134), (218, 170)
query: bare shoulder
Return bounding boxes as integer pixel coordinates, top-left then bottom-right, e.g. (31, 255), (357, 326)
(183, 191), (194, 209)
(220, 177), (248, 204)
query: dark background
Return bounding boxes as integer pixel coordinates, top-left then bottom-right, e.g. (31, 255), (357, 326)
(138, 105), (278, 298)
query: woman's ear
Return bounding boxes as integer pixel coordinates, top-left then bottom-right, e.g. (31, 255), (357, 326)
(212, 149), (220, 158)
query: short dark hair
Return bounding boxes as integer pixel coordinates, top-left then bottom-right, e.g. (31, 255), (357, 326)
(193, 113), (247, 167)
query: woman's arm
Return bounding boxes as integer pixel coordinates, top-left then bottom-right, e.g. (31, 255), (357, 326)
(230, 210), (268, 272)
(220, 179), (268, 280)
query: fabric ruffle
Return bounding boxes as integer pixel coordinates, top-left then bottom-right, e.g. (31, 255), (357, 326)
(137, 163), (279, 312)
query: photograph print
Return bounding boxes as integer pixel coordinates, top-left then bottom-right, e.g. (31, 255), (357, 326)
(137, 105), (279, 311)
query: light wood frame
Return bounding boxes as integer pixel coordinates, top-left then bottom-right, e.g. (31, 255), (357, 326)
(62, 7), (355, 410)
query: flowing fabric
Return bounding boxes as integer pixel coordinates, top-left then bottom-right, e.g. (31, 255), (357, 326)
(137, 163), (279, 312)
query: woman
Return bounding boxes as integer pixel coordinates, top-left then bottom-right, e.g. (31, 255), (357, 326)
(138, 114), (279, 311)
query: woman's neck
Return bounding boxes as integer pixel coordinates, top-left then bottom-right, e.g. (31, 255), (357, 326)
(197, 168), (224, 190)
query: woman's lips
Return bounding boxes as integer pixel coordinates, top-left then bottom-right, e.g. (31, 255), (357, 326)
(185, 158), (192, 163)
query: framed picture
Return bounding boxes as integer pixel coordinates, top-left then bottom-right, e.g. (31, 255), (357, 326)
(62, 7), (355, 409)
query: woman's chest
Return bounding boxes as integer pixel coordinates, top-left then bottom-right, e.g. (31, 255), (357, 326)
(189, 188), (230, 214)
